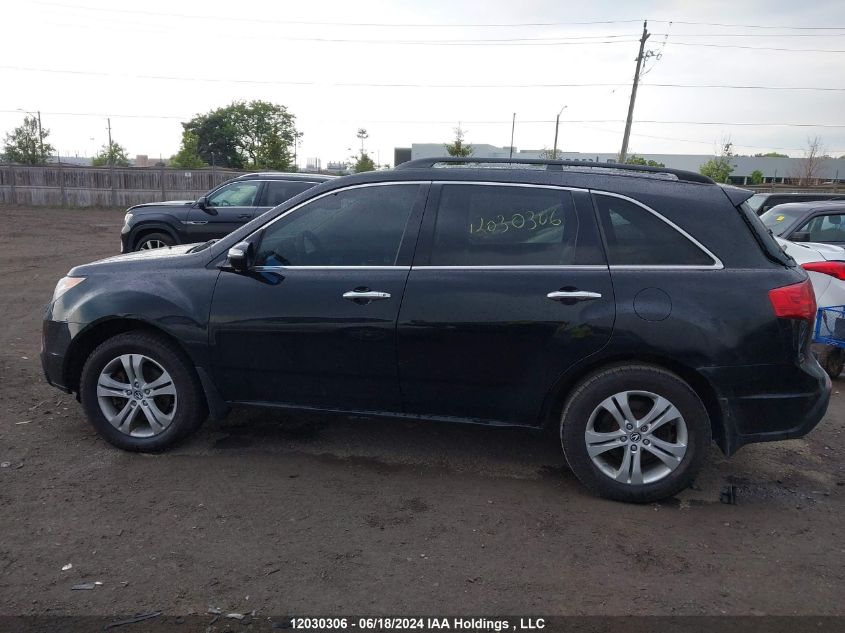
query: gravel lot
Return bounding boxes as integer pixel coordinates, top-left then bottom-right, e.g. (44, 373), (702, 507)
(1, 207), (843, 617)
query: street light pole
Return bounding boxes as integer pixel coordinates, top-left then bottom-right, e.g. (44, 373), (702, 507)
(552, 105), (567, 159)
(509, 113), (516, 160)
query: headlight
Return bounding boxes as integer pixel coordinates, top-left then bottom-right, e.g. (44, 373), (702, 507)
(52, 277), (86, 302)
(122, 212), (134, 230)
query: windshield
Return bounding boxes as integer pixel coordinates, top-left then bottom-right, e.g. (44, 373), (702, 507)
(747, 193), (766, 213)
(759, 207), (808, 236)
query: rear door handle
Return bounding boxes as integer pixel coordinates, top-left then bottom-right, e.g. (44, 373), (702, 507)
(237, 214), (251, 220)
(547, 290), (602, 301)
(343, 290), (391, 302)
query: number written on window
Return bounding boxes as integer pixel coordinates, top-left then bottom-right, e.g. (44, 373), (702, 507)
(469, 208), (562, 235)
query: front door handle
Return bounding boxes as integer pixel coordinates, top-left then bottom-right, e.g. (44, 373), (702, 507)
(237, 214), (251, 220)
(343, 290), (391, 302)
(547, 290), (602, 301)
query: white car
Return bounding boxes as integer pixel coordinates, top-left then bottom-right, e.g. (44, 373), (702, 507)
(777, 237), (845, 378)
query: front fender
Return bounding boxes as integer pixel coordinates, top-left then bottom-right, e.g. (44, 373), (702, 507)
(52, 268), (219, 371)
(124, 220), (183, 248)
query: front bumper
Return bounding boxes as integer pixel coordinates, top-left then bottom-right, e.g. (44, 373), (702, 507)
(41, 318), (73, 392)
(702, 357), (831, 455)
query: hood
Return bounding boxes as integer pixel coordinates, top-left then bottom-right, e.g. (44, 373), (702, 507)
(128, 200), (194, 211)
(94, 243), (198, 264)
(69, 244), (201, 276)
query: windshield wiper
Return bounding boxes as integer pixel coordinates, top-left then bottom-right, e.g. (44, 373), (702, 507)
(189, 239), (219, 253)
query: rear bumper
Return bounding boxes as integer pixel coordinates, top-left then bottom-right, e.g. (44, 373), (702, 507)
(701, 357), (831, 455)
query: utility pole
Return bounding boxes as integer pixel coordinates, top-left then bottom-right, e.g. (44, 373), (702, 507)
(107, 117), (113, 166)
(36, 110), (44, 160)
(619, 20), (649, 164)
(107, 117), (116, 207)
(509, 113), (516, 159)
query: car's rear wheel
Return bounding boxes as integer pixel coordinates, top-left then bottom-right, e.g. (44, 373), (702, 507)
(135, 232), (175, 251)
(80, 332), (207, 451)
(560, 364), (710, 503)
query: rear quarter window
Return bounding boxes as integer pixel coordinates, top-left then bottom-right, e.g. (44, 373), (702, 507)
(593, 194), (717, 267)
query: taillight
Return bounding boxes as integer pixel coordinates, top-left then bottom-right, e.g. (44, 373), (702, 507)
(768, 279), (816, 321)
(801, 260), (845, 280)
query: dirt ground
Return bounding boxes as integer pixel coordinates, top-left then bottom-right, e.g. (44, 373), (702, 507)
(0, 207), (843, 617)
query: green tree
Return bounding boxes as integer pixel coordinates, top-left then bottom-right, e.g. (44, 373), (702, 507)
(92, 140), (130, 167)
(445, 125), (473, 157)
(699, 141), (735, 183)
(170, 131), (206, 168)
(750, 169), (764, 185)
(625, 154), (665, 167)
(179, 100), (298, 170)
(2, 115), (55, 165)
(754, 152), (788, 158)
(354, 153), (376, 173)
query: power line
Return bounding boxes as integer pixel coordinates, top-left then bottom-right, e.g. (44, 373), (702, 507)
(3, 65), (844, 91)
(31, 3), (845, 30)
(30, 3), (643, 27)
(0, 109), (186, 120)
(3, 110), (842, 128)
(652, 32), (845, 37)
(651, 20), (845, 30)
(668, 42), (845, 52)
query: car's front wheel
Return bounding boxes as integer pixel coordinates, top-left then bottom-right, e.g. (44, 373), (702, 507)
(560, 364), (711, 503)
(80, 332), (207, 451)
(135, 232), (175, 251)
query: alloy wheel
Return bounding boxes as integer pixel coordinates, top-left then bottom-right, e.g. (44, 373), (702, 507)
(584, 390), (688, 485)
(96, 354), (177, 437)
(139, 239), (166, 250)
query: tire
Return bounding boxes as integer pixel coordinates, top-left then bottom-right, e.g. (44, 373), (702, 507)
(79, 331), (207, 451)
(135, 232), (175, 251)
(560, 364), (711, 503)
(816, 345), (844, 380)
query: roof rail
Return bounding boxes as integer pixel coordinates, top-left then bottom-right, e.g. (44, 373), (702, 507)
(394, 156), (713, 184)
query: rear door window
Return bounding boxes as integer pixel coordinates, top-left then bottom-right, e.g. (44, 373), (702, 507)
(593, 194), (716, 266)
(260, 181), (316, 207)
(429, 184), (580, 266)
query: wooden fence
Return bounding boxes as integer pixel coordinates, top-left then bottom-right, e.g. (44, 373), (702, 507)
(0, 164), (243, 208)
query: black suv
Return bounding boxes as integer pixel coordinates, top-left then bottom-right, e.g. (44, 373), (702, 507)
(43, 158), (830, 502)
(120, 172), (335, 252)
(761, 200), (845, 247)
(747, 192), (845, 216)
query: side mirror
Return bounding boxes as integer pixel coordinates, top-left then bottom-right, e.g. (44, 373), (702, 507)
(227, 241), (254, 271)
(791, 231), (811, 243)
(196, 196), (218, 215)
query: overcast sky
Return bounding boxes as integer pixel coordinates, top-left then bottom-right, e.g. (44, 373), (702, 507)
(2, 0), (844, 166)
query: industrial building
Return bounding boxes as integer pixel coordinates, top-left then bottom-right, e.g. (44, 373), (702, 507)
(395, 144), (845, 186)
